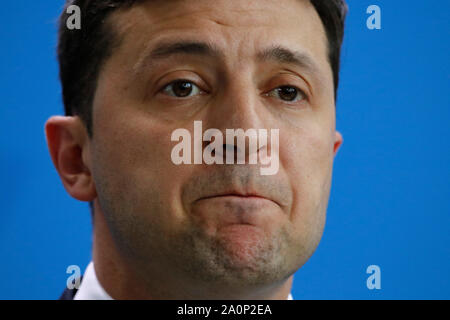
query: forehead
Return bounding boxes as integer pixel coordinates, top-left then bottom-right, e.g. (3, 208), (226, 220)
(107, 0), (331, 82)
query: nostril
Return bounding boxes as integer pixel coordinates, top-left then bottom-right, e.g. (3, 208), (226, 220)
(223, 143), (240, 163)
(223, 143), (238, 152)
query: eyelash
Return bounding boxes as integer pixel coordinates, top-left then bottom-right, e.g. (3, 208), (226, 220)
(160, 79), (308, 103)
(161, 79), (204, 98)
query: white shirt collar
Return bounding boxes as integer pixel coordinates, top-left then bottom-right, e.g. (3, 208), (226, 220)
(74, 261), (293, 300)
(74, 261), (112, 300)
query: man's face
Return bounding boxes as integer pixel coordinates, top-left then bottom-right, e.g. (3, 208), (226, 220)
(90, 0), (342, 290)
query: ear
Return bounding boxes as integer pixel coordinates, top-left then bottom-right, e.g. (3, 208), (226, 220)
(45, 116), (97, 202)
(333, 130), (343, 156)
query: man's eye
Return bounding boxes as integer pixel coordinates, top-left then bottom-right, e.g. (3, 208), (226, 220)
(268, 86), (306, 102)
(162, 80), (201, 98)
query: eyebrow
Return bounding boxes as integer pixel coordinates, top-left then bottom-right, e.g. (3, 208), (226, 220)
(133, 40), (221, 73)
(149, 41), (222, 59)
(256, 45), (321, 75)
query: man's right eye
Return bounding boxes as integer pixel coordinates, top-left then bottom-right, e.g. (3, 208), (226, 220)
(162, 80), (202, 98)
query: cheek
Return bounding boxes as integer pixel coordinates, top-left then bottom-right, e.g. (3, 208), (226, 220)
(280, 121), (334, 234)
(91, 107), (192, 230)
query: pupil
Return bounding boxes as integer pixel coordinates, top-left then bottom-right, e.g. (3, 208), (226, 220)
(173, 81), (192, 97)
(279, 86), (297, 101)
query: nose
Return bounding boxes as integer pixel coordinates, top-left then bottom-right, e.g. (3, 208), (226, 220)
(202, 77), (270, 164)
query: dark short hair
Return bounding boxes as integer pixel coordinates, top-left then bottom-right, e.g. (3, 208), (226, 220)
(58, 0), (347, 137)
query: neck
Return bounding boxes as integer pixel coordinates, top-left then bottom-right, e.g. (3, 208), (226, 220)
(92, 200), (293, 300)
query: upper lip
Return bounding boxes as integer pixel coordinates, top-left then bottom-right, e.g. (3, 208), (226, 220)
(196, 190), (280, 206)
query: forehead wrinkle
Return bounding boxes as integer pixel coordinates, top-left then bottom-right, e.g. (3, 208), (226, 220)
(111, 1), (327, 75)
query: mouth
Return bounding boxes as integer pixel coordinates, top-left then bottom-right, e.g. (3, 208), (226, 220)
(193, 192), (281, 228)
(196, 192), (280, 208)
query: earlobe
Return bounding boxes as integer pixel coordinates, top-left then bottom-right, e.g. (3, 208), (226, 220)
(333, 131), (343, 156)
(44, 116), (97, 202)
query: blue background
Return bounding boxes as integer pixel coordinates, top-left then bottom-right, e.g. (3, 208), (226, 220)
(0, 0), (448, 299)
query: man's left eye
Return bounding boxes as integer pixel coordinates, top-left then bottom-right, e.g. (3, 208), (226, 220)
(268, 86), (306, 102)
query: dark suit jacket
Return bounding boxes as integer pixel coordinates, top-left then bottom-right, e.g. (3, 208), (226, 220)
(59, 287), (78, 300)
